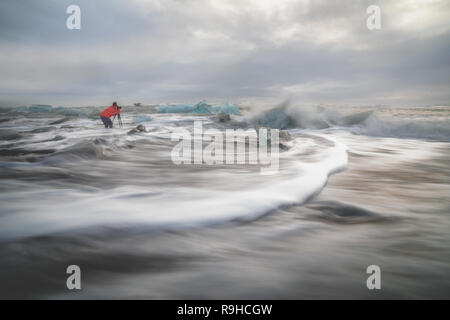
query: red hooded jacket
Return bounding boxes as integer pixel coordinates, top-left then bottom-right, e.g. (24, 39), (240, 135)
(101, 106), (121, 118)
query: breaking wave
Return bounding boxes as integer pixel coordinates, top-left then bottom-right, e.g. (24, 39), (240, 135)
(247, 104), (450, 141)
(359, 115), (450, 141)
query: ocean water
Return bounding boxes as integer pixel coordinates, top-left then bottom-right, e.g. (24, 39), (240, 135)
(0, 104), (449, 299)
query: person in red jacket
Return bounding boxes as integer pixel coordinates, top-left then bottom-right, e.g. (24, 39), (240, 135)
(100, 102), (121, 128)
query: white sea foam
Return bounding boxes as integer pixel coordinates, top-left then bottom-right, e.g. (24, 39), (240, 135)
(0, 133), (348, 239)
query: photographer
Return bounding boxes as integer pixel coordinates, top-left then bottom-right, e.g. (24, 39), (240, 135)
(100, 102), (122, 128)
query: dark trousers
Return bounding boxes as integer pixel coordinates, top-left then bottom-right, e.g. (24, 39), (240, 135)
(101, 116), (113, 128)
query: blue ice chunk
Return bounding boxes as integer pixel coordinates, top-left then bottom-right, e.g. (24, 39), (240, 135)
(28, 104), (53, 113)
(157, 104), (194, 113)
(257, 108), (293, 129)
(211, 102), (240, 115)
(157, 101), (240, 115)
(54, 106), (89, 117)
(191, 101), (213, 114)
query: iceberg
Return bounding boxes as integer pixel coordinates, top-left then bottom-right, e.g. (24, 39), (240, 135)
(211, 102), (240, 115)
(54, 106), (89, 117)
(255, 108), (294, 129)
(14, 105), (89, 117)
(157, 103), (195, 113)
(28, 104), (53, 113)
(157, 101), (240, 115)
(191, 101), (213, 114)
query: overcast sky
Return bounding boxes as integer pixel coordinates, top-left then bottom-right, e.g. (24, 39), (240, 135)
(0, 0), (449, 107)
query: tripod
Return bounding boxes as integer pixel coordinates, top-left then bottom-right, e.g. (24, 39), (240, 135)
(112, 113), (123, 128)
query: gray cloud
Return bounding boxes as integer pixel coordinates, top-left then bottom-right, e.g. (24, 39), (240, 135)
(0, 0), (449, 107)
